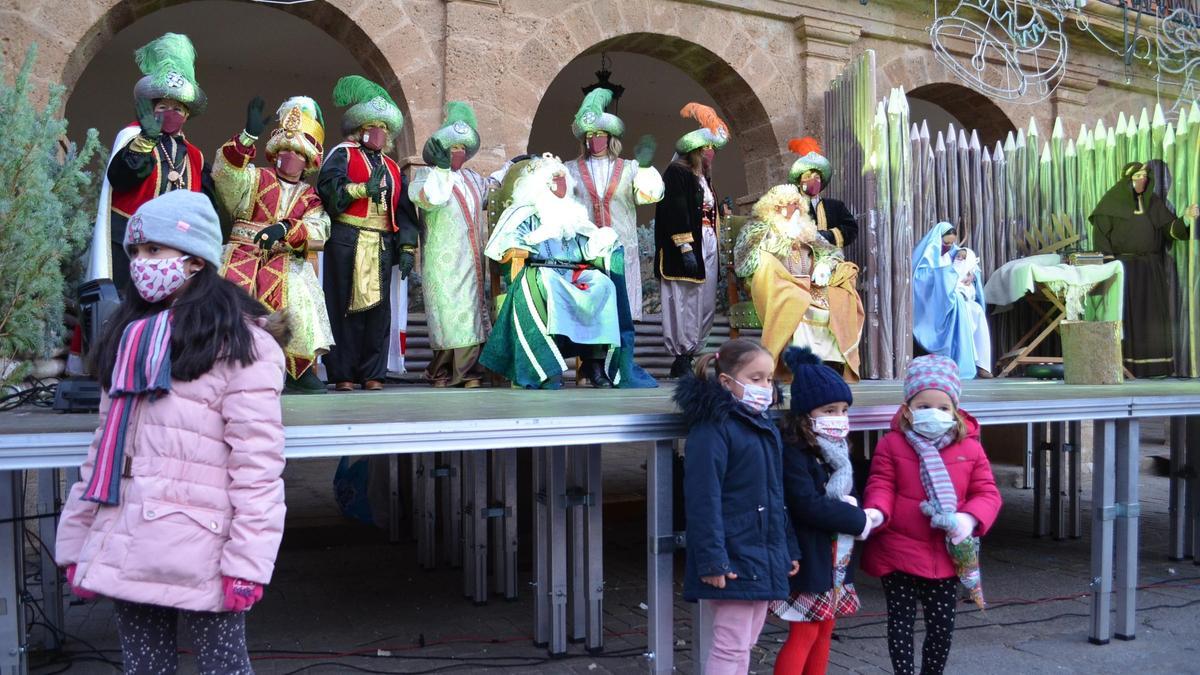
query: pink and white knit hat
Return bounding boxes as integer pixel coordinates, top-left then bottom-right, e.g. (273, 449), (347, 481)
(904, 355), (961, 406)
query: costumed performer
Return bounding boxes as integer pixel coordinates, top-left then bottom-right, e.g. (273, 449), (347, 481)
(88, 32), (212, 291)
(1089, 162), (1199, 377)
(655, 103), (728, 378)
(912, 223), (992, 380)
(481, 154), (655, 389)
(318, 76), (419, 391)
(565, 88), (664, 321)
(409, 102), (490, 388)
(787, 137), (857, 253)
(213, 95), (333, 394)
(733, 184), (863, 382)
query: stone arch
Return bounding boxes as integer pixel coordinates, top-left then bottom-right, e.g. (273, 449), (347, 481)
(44, 0), (430, 155)
(480, 1), (803, 195)
(908, 83), (1016, 149)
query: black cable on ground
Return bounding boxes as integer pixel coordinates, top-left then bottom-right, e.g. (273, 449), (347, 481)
(0, 378), (58, 412)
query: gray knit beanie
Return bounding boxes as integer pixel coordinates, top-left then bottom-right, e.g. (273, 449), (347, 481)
(124, 191), (223, 268)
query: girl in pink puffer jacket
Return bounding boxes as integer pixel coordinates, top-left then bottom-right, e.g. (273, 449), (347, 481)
(56, 190), (288, 674)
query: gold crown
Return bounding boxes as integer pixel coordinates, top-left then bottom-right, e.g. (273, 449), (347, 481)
(279, 105), (325, 148)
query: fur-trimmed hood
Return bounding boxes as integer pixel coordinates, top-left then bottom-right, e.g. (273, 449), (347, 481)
(673, 372), (748, 427)
(258, 311), (292, 348)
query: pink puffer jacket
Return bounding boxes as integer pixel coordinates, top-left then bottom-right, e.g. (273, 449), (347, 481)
(55, 320), (287, 613)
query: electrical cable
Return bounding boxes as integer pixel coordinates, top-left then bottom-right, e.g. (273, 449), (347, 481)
(0, 378), (58, 411)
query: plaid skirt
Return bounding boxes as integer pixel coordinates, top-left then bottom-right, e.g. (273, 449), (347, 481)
(771, 533), (861, 622)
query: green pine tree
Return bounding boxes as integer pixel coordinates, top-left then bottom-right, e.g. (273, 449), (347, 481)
(0, 44), (101, 388)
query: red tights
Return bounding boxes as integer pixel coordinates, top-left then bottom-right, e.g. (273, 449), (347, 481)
(773, 619), (835, 675)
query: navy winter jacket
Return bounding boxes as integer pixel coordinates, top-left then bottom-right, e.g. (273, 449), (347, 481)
(674, 374), (798, 602)
(782, 443), (867, 595)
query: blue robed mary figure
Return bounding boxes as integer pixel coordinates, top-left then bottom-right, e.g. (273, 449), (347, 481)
(912, 222), (992, 379)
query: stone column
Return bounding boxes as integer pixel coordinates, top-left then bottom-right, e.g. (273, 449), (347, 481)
(1051, 62), (1101, 137)
(793, 14), (862, 141)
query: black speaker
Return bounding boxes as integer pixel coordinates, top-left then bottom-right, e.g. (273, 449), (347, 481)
(53, 279), (121, 413)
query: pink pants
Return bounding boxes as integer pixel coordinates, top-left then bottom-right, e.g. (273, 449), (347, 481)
(702, 599), (770, 675)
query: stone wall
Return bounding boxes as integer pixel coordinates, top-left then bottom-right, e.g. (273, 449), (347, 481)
(0, 0), (1177, 200)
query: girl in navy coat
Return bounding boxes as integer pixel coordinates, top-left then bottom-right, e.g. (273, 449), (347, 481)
(673, 338), (799, 675)
(771, 347), (878, 674)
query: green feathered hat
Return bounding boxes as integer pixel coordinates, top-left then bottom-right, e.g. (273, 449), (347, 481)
(571, 88), (624, 140)
(427, 101), (481, 163)
(333, 75), (404, 139)
(787, 137), (832, 184)
(675, 102), (729, 154)
(132, 33), (207, 116)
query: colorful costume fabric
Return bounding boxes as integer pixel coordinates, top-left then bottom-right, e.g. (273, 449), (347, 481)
(88, 33), (211, 290)
(913, 222), (991, 378)
(481, 156), (654, 389)
(734, 185), (863, 381)
(409, 102), (489, 386)
(1090, 162), (1191, 377)
(213, 97), (332, 382)
(318, 76), (419, 386)
(566, 89), (664, 320)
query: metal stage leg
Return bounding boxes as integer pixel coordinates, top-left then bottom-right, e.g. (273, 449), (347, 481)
(568, 446), (586, 644)
(1189, 418), (1200, 561)
(546, 446), (569, 657)
(36, 470), (63, 651)
(1051, 422), (1065, 540)
(388, 455), (400, 544)
(1, 471), (26, 674)
(489, 451), (504, 598)
(1033, 422), (1048, 537)
(463, 451), (488, 604)
(500, 450), (519, 600)
(446, 453), (463, 568)
(1169, 418), (1187, 560)
(584, 444), (604, 653)
(533, 448), (549, 647)
(1114, 419), (1140, 641)
(1068, 421), (1082, 539)
(1024, 423), (1034, 489)
(1090, 420), (1116, 644)
(692, 600), (714, 672)
(646, 439), (674, 674)
(417, 453), (437, 570)
(406, 455), (418, 541)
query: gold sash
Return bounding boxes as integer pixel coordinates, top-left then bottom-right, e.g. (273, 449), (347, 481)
(348, 205), (390, 312)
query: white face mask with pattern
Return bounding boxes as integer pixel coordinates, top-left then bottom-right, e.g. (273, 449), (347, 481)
(130, 255), (194, 303)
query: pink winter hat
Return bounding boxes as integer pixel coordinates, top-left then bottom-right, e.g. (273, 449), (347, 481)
(904, 355), (961, 406)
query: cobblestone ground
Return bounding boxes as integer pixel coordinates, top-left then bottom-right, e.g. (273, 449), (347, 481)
(32, 443), (1200, 674)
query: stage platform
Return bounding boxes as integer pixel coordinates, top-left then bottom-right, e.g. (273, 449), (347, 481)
(2, 378), (1200, 673)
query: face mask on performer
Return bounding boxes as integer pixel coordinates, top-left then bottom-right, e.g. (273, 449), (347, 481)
(361, 125), (388, 152)
(550, 173), (567, 198)
(450, 145), (467, 171)
(275, 151), (307, 182)
(1131, 169), (1148, 195)
(700, 146), (715, 170)
(801, 170), (823, 197)
(154, 99), (189, 136)
(587, 132), (609, 157)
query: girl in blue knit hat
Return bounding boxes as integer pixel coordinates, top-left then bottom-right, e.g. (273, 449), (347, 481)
(861, 355), (1002, 675)
(771, 347), (876, 675)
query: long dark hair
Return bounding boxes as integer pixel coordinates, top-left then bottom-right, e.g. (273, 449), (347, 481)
(780, 411), (819, 450)
(91, 264), (269, 389)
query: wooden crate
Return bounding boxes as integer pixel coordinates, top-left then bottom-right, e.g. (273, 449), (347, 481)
(1061, 320), (1123, 385)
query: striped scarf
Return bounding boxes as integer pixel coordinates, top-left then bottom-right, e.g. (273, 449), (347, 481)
(902, 428), (959, 532)
(82, 310), (173, 506)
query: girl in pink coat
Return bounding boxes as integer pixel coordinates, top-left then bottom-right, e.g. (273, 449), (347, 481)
(56, 190), (288, 674)
(861, 355), (1002, 675)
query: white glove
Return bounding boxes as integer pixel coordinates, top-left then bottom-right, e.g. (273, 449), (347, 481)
(839, 495), (858, 507)
(811, 260), (832, 287)
(856, 517), (874, 541)
(524, 222), (562, 245)
(950, 512), (978, 545)
(863, 508), (884, 529)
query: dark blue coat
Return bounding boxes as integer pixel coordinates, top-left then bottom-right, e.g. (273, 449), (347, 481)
(674, 374), (798, 602)
(782, 443), (867, 595)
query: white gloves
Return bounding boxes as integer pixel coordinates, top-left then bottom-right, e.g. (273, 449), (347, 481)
(811, 260), (832, 287)
(863, 508), (884, 529)
(524, 222), (561, 245)
(950, 512), (978, 545)
(839, 495), (858, 507)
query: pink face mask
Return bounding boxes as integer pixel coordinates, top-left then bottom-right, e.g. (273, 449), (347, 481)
(160, 109), (186, 135)
(361, 127), (388, 151)
(700, 147), (715, 167)
(551, 174), (568, 198)
(801, 176), (823, 197)
(450, 147), (467, 171)
(587, 135), (609, 156)
(275, 151), (307, 181)
(130, 255), (194, 304)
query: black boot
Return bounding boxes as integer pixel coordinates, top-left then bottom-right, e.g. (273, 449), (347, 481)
(579, 359), (613, 388)
(669, 355), (693, 379)
(284, 369), (328, 395)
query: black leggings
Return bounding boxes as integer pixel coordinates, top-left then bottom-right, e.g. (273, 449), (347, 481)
(113, 600), (252, 674)
(880, 572), (958, 675)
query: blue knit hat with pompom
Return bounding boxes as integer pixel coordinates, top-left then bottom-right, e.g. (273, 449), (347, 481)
(784, 347), (852, 413)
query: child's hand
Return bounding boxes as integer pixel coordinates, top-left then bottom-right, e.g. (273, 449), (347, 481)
(856, 517), (874, 541)
(700, 572), (738, 589)
(863, 508), (884, 529)
(788, 560), (800, 577)
(840, 495), (858, 507)
(950, 512), (978, 545)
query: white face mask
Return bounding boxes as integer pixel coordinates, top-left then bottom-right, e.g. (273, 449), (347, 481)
(733, 380), (773, 414)
(811, 415), (850, 440)
(911, 408), (956, 439)
(130, 255), (194, 304)
(778, 209), (804, 237)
